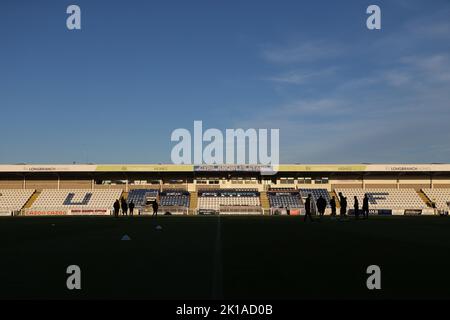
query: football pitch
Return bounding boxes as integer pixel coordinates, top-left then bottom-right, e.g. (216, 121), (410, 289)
(0, 215), (449, 300)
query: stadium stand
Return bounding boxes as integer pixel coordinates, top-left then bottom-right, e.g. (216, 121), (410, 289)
(299, 188), (331, 207)
(422, 188), (450, 211)
(335, 188), (427, 211)
(30, 189), (122, 211)
(160, 190), (190, 207)
(268, 190), (302, 208)
(127, 189), (159, 207)
(0, 189), (35, 215)
(2, 163), (450, 216)
(198, 189), (261, 214)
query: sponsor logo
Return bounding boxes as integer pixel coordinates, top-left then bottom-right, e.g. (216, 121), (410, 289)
(27, 210), (67, 216)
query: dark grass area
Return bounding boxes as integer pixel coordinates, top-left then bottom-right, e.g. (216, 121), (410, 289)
(0, 215), (449, 299)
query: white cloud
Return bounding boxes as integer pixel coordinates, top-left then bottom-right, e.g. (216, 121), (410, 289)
(244, 51), (450, 162)
(261, 41), (343, 64)
(384, 71), (411, 87)
(406, 10), (450, 40)
(264, 67), (337, 85)
(280, 98), (348, 116)
(247, 6), (450, 163)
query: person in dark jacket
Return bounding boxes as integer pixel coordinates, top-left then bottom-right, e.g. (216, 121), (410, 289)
(354, 196), (360, 219)
(303, 194), (313, 222)
(330, 196), (337, 217)
(339, 193), (347, 218)
(316, 195), (327, 219)
(362, 194), (369, 219)
(113, 199), (120, 218)
(129, 201), (135, 216)
(152, 200), (159, 217)
(121, 197), (128, 216)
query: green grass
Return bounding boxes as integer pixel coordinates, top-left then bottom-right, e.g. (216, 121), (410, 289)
(0, 215), (449, 299)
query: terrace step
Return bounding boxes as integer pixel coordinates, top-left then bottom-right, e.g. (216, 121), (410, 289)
(417, 190), (432, 207)
(260, 192), (270, 210)
(330, 190), (340, 208)
(189, 192), (198, 211)
(23, 191), (40, 209)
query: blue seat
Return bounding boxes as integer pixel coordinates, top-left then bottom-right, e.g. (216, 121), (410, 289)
(300, 189), (331, 207)
(128, 189), (159, 207)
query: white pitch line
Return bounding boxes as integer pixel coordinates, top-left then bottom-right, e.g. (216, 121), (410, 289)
(211, 215), (223, 299)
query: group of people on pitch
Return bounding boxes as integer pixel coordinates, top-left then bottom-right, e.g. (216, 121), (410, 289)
(303, 193), (370, 222)
(112, 198), (159, 217)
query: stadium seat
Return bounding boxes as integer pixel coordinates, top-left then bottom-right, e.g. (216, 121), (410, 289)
(127, 189), (159, 207)
(422, 188), (450, 210)
(160, 190), (190, 207)
(299, 188), (331, 207)
(0, 189), (35, 213)
(31, 189), (122, 210)
(198, 189), (261, 212)
(335, 188), (427, 210)
(268, 190), (302, 208)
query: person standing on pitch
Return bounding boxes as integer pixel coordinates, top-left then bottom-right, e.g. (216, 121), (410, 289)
(113, 199), (120, 218)
(152, 200), (159, 217)
(354, 196), (359, 219)
(121, 197), (128, 216)
(339, 193), (347, 219)
(316, 195), (327, 219)
(129, 201), (135, 216)
(362, 194), (369, 219)
(304, 194), (313, 222)
(330, 196), (337, 217)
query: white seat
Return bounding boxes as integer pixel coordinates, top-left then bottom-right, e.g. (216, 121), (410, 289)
(31, 189), (123, 210)
(0, 189), (35, 212)
(422, 188), (450, 210)
(335, 188), (427, 210)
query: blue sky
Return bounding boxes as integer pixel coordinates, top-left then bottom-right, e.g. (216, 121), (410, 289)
(1, 0), (450, 164)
